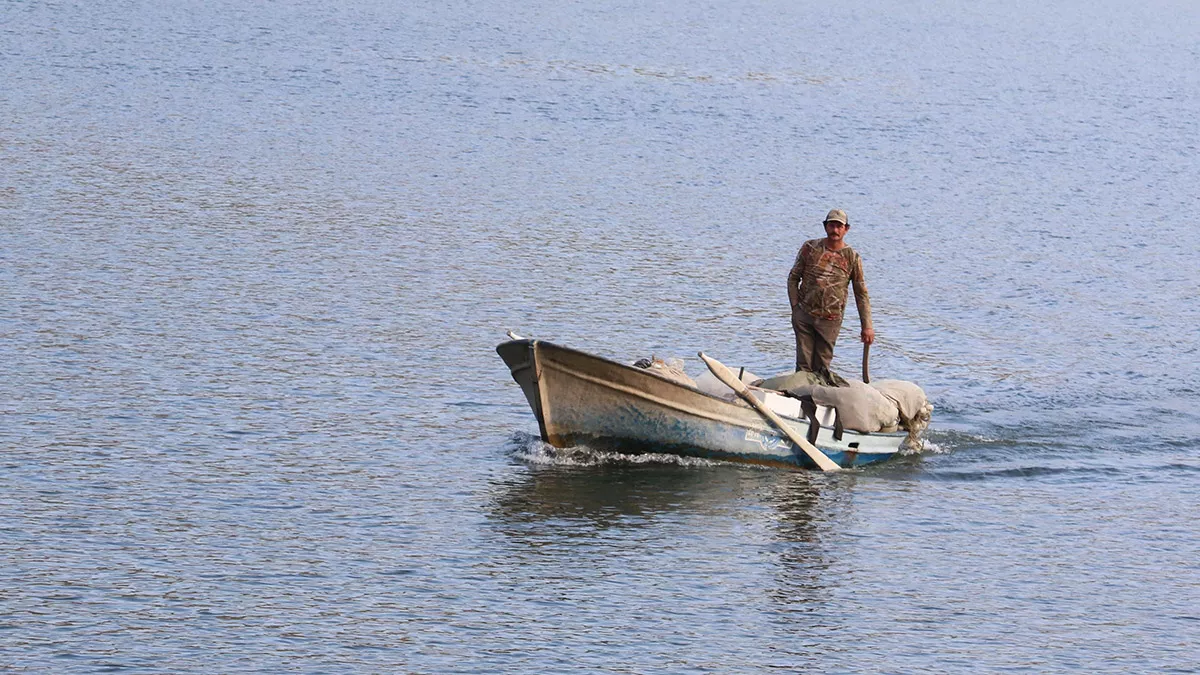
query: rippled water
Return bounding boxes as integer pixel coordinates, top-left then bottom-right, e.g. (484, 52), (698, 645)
(3, 0), (1198, 672)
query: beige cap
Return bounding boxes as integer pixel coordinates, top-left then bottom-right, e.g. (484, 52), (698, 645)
(824, 208), (848, 225)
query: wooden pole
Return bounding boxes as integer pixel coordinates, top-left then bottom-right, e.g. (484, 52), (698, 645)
(862, 342), (871, 384)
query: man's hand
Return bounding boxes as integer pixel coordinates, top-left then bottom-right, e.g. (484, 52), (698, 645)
(861, 328), (875, 345)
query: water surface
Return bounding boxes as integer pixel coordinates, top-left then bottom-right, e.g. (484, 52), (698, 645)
(2, 0), (1198, 672)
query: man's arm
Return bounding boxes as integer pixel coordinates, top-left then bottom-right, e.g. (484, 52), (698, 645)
(851, 253), (875, 344)
(787, 245), (806, 309)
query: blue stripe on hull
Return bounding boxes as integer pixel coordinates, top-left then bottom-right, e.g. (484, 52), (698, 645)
(568, 434), (895, 469)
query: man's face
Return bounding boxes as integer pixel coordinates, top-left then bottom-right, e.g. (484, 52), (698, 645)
(823, 220), (848, 242)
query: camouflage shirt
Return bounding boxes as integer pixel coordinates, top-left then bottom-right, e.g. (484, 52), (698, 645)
(787, 238), (872, 328)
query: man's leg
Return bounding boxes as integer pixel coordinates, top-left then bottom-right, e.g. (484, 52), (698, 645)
(792, 308), (818, 371)
(810, 316), (843, 374)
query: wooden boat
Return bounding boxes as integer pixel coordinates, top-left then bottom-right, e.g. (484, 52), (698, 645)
(497, 338), (906, 470)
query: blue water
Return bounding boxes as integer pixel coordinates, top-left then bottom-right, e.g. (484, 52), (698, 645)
(3, 0), (1198, 672)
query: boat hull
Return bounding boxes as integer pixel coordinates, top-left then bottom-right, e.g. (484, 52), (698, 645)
(497, 339), (903, 470)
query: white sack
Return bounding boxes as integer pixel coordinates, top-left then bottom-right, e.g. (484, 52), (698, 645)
(800, 380), (900, 433)
(870, 379), (930, 423)
(692, 367), (760, 398)
(870, 379), (934, 447)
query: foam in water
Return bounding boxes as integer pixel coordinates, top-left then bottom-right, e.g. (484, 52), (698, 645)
(503, 431), (732, 468)
(916, 429), (1000, 456)
(903, 438), (947, 456)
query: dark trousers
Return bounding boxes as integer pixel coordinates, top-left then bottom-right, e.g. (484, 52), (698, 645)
(792, 308), (842, 373)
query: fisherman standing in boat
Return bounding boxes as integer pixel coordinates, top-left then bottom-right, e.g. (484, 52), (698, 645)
(787, 208), (874, 382)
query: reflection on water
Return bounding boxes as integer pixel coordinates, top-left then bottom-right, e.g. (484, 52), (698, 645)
(487, 457), (750, 530)
(488, 451), (843, 612)
(760, 474), (835, 613)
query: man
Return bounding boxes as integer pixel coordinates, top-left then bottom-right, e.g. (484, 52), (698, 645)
(787, 208), (874, 379)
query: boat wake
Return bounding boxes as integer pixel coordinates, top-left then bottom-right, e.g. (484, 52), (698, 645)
(503, 431), (736, 469)
(903, 435), (960, 456)
(901, 438), (943, 456)
(913, 428), (998, 456)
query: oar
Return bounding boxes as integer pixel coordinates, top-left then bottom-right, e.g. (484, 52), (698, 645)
(862, 342), (870, 384)
(698, 352), (841, 472)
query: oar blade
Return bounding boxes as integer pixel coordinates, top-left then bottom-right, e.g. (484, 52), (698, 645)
(698, 352), (841, 472)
